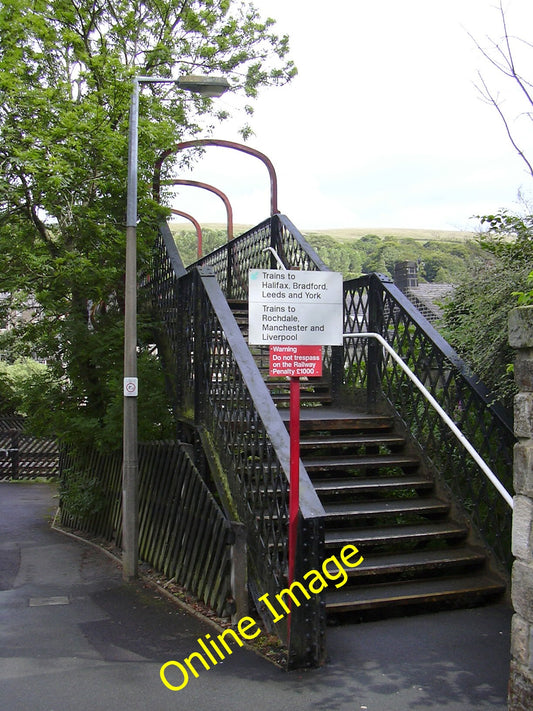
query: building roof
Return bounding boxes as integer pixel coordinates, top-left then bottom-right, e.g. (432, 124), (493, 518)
(405, 283), (455, 322)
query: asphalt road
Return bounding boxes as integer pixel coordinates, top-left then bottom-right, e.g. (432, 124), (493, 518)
(0, 482), (512, 711)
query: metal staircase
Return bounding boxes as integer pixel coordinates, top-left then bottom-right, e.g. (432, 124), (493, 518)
(296, 409), (505, 617)
(228, 298), (506, 620)
(150, 215), (514, 668)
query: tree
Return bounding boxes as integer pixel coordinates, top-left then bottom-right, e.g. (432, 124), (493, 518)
(472, 0), (533, 179)
(477, 210), (533, 264)
(0, 0), (295, 447)
(442, 2), (533, 409)
(442, 210), (532, 409)
(442, 258), (530, 409)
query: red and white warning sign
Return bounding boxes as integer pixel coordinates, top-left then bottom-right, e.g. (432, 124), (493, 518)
(269, 345), (322, 378)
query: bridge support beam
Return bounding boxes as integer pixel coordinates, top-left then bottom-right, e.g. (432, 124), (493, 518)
(287, 514), (327, 670)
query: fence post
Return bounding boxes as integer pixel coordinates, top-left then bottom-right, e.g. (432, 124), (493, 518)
(508, 305), (533, 710)
(270, 215), (282, 267)
(330, 345), (344, 403)
(225, 234), (236, 299)
(367, 276), (383, 412)
(10, 430), (19, 480)
(174, 271), (187, 433)
(230, 521), (248, 623)
(193, 271), (208, 472)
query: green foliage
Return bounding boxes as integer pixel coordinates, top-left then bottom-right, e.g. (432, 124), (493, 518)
(477, 211), (533, 264)
(441, 262), (523, 407)
(0, 358), (49, 415)
(172, 227), (490, 281)
(59, 468), (106, 519)
(303, 234), (363, 279)
(305, 232), (489, 282)
(172, 227), (229, 265)
(0, 315), (176, 450)
(514, 270), (533, 306)
(442, 212), (533, 409)
(0, 0), (295, 448)
(0, 371), (18, 414)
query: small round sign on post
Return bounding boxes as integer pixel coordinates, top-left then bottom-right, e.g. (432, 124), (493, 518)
(123, 377), (139, 397)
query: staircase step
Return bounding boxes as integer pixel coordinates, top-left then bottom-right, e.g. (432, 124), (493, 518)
(303, 454), (420, 472)
(313, 475), (433, 495)
(342, 547), (488, 579)
(227, 299), (248, 309)
(280, 409), (394, 432)
(273, 392), (333, 405)
(299, 433), (406, 450)
(325, 573), (506, 613)
(325, 521), (468, 548)
(266, 378), (331, 389)
(322, 497), (449, 520)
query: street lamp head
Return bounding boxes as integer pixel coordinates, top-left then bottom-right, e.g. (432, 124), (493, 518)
(177, 74), (230, 98)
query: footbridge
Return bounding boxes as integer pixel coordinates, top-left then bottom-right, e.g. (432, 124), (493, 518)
(146, 213), (514, 668)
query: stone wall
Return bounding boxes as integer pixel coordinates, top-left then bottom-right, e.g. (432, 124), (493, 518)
(509, 305), (533, 710)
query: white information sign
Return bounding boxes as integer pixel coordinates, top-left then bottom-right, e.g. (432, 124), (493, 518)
(248, 269), (343, 345)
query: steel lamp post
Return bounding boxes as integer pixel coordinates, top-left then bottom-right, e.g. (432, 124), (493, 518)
(123, 74), (229, 581)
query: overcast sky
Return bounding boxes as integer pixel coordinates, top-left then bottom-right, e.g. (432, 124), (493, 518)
(170, 0), (533, 232)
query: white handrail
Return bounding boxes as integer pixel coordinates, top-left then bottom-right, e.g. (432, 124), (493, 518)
(344, 332), (514, 509)
(262, 247), (287, 271)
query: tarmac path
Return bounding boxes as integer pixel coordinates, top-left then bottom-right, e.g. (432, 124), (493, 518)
(0, 482), (512, 711)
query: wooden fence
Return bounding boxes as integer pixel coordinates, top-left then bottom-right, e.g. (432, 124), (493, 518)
(59, 442), (238, 618)
(0, 416), (59, 480)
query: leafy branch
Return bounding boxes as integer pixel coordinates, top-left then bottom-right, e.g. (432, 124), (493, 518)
(513, 270), (533, 306)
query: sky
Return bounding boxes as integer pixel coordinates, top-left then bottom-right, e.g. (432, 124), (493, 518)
(169, 0), (533, 232)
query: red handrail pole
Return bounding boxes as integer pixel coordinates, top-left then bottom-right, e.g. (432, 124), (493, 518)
(288, 376), (300, 586)
(170, 208), (203, 258)
(154, 138), (279, 217)
(168, 179), (233, 242)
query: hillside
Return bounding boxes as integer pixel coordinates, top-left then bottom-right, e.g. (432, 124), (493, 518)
(168, 221), (486, 283)
(169, 222), (477, 242)
(302, 226), (477, 242)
